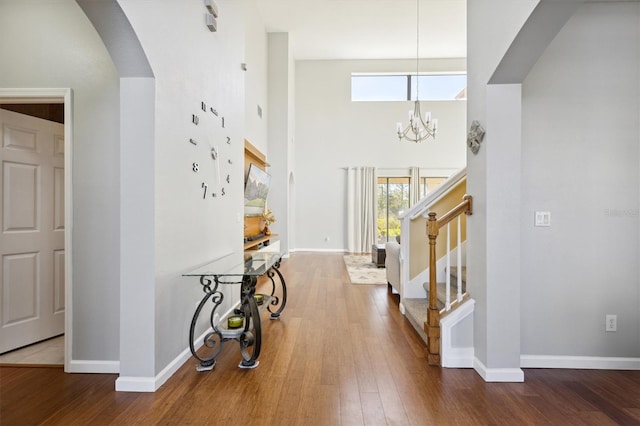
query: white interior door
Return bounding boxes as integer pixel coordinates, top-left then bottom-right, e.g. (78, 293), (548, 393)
(0, 108), (65, 353)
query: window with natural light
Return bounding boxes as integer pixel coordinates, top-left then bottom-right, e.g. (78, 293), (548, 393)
(377, 175), (448, 243)
(420, 176), (447, 199)
(352, 74), (466, 102)
(377, 177), (410, 243)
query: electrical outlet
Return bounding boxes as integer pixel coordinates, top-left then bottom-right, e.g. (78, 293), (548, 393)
(606, 314), (617, 332)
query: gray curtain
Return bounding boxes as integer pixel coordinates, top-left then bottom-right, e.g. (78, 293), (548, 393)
(347, 167), (377, 253)
(410, 166), (421, 206)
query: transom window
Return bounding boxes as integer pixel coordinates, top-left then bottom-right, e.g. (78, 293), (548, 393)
(352, 74), (466, 102)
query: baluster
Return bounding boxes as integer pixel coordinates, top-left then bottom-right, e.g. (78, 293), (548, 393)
(446, 222), (451, 311)
(457, 215), (462, 302)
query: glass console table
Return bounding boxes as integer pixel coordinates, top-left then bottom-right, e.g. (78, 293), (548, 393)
(183, 251), (287, 371)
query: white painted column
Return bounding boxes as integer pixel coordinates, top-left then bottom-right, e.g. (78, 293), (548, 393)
(474, 84), (523, 381)
(268, 33), (292, 254)
(116, 77), (157, 391)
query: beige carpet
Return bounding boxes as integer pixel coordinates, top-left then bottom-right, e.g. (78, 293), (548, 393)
(343, 254), (387, 285)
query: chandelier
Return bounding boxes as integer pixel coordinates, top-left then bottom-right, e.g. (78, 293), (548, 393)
(396, 0), (437, 143)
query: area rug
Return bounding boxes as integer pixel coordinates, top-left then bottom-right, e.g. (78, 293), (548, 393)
(343, 254), (387, 285)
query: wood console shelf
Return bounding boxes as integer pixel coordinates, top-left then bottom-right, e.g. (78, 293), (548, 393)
(244, 234), (276, 251)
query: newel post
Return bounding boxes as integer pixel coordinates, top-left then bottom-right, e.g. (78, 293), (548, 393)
(425, 212), (440, 365)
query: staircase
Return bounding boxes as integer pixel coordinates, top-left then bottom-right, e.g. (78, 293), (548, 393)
(403, 266), (467, 344)
(396, 170), (473, 365)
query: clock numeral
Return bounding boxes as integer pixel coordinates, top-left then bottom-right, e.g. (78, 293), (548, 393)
(221, 117), (225, 128)
(226, 136), (231, 145)
(192, 162), (199, 172)
(210, 107), (218, 116)
(202, 182), (208, 199)
(212, 192), (217, 198)
(201, 101), (207, 112)
(189, 138), (197, 145)
(226, 174), (230, 184)
(228, 159), (233, 165)
(211, 147), (218, 160)
(192, 114), (199, 125)
(221, 187), (226, 196)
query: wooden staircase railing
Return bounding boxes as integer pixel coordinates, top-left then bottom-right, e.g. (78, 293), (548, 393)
(425, 194), (473, 365)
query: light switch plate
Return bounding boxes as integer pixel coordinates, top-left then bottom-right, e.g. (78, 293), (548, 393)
(535, 211), (551, 227)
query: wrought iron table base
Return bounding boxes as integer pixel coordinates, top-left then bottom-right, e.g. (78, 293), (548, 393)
(187, 256), (287, 372)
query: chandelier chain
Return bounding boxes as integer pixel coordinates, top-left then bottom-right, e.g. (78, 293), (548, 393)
(416, 0), (419, 100)
(395, 0), (438, 143)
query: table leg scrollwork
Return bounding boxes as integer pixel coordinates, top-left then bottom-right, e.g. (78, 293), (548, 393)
(238, 275), (261, 368)
(185, 253), (288, 372)
(189, 276), (224, 371)
(266, 259), (287, 319)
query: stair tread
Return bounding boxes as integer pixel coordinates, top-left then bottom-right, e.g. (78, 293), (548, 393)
(403, 297), (473, 348)
(436, 282), (465, 303)
(423, 281), (466, 306)
(421, 267), (467, 308)
(448, 266), (466, 283)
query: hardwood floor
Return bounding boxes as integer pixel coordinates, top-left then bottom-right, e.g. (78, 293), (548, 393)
(1, 252), (639, 425)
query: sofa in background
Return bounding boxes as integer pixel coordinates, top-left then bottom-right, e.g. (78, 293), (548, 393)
(385, 236), (401, 294)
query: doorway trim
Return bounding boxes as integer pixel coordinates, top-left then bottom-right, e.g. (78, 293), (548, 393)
(0, 88), (73, 372)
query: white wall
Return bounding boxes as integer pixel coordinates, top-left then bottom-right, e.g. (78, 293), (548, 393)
(469, 0), (640, 377)
(119, 0), (246, 374)
(1, 0), (273, 383)
(520, 2), (640, 358)
(466, 0), (538, 374)
(0, 0), (121, 362)
(118, 77), (156, 379)
(294, 59), (467, 251)
(243, 0), (269, 151)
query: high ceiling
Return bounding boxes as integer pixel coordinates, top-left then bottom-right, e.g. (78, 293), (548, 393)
(253, 0), (467, 61)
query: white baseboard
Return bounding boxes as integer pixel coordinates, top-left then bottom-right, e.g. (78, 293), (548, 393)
(521, 355), (640, 370)
(115, 305), (240, 392)
(67, 359), (119, 374)
(474, 357), (524, 382)
(114, 341), (196, 392)
(399, 302), (406, 315)
(115, 376), (157, 392)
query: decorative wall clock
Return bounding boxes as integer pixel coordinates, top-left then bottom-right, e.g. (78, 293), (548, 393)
(189, 101), (232, 199)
